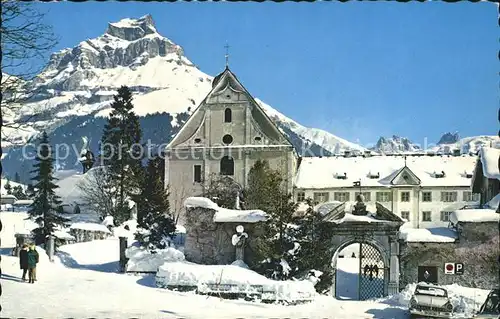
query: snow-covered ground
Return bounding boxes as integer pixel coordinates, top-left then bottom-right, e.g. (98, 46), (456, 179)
(1, 212), (490, 318)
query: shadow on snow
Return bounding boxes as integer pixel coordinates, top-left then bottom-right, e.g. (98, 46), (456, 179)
(56, 250), (119, 273)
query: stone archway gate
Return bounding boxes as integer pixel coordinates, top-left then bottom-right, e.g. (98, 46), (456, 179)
(320, 200), (404, 300)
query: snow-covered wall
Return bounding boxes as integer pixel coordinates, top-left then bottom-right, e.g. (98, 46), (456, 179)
(183, 205), (266, 267)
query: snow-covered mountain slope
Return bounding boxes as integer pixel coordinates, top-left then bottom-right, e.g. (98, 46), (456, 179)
(1, 15), (363, 166)
(370, 133), (499, 155)
(428, 133), (500, 155)
(370, 135), (421, 154)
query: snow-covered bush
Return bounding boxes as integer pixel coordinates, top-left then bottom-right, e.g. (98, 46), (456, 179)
(125, 245), (185, 272)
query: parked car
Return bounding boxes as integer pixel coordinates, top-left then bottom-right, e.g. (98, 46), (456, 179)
(409, 283), (454, 318)
(474, 289), (499, 319)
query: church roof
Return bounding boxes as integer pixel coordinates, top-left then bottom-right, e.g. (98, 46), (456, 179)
(167, 66), (293, 149)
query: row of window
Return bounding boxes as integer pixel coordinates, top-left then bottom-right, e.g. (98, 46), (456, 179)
(299, 191), (480, 203)
(400, 211), (454, 222)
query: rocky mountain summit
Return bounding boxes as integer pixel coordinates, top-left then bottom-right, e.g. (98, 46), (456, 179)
(3, 15), (366, 179)
(370, 135), (421, 154)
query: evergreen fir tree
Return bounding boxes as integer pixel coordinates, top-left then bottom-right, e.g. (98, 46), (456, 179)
(14, 172), (21, 183)
(100, 86), (143, 225)
(28, 132), (66, 244)
(135, 157), (176, 251)
(12, 185), (28, 200)
(4, 178), (12, 195)
(246, 160), (299, 280)
(293, 197), (334, 292)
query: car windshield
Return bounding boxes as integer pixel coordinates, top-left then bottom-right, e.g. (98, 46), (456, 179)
(415, 286), (447, 297)
(482, 292), (499, 313)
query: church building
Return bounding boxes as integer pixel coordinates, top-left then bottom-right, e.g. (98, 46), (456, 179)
(164, 66), (297, 220)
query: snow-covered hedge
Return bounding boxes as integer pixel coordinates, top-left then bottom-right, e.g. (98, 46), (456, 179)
(156, 262), (317, 302)
(125, 245), (185, 272)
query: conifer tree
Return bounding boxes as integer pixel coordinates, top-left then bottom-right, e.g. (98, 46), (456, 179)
(14, 172), (21, 183)
(293, 197), (334, 292)
(100, 86), (143, 225)
(246, 160), (299, 280)
(4, 178), (12, 195)
(135, 157), (176, 250)
(12, 185), (28, 200)
(28, 132), (66, 244)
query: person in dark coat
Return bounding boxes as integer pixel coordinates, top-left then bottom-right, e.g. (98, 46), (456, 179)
(27, 244), (39, 284)
(19, 244), (29, 281)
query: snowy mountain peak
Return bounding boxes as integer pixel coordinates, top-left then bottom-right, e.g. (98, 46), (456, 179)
(437, 132), (460, 145)
(371, 135), (420, 154)
(106, 14), (158, 41)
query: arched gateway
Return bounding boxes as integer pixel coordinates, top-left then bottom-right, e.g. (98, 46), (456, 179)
(318, 195), (404, 300)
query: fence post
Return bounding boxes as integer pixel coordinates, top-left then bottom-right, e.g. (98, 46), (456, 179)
(119, 236), (128, 273)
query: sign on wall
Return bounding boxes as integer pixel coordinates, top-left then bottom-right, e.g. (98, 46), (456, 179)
(418, 266), (438, 284)
(444, 262), (464, 275)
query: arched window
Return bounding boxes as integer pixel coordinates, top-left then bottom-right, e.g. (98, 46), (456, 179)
(224, 108), (232, 123)
(220, 156), (234, 176)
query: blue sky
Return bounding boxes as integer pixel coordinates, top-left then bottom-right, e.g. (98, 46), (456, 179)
(35, 1), (498, 146)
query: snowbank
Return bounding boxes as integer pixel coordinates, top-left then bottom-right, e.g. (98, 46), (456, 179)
(480, 147), (500, 180)
(156, 262), (317, 301)
(70, 222), (111, 233)
(385, 282), (490, 317)
(125, 246), (185, 272)
(450, 209), (499, 224)
(399, 227), (457, 243)
(184, 196), (268, 223)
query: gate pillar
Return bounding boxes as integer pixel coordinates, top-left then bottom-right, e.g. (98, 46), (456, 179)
(388, 235), (400, 295)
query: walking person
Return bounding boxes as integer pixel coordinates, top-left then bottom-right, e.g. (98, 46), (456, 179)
(27, 244), (39, 284)
(19, 244), (29, 282)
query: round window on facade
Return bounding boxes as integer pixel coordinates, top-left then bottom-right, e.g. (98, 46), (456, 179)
(254, 136), (262, 142)
(194, 138), (202, 143)
(222, 134), (233, 145)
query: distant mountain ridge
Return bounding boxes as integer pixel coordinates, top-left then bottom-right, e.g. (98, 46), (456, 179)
(1, 15), (367, 180)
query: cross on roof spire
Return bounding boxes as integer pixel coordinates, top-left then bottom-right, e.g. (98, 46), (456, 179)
(224, 43), (230, 68)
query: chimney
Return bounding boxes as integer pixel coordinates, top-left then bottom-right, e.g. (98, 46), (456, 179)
(344, 150), (351, 158)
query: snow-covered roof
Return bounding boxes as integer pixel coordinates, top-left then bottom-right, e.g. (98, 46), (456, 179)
(184, 197), (268, 223)
(450, 209), (499, 224)
(184, 197), (219, 210)
(213, 208), (267, 223)
(69, 222), (111, 234)
(399, 227), (457, 243)
(13, 200), (33, 206)
(52, 230), (75, 240)
(479, 147), (500, 180)
(295, 155), (477, 189)
(330, 212), (393, 224)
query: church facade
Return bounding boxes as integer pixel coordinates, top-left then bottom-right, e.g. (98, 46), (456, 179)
(164, 67), (297, 220)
